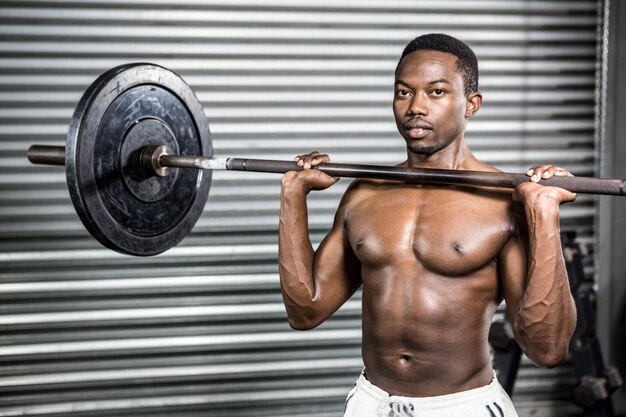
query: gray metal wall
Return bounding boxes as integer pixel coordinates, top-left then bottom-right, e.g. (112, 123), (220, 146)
(0, 1), (601, 416)
(598, 0), (626, 413)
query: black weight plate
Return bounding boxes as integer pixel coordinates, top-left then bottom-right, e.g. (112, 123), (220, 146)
(65, 63), (212, 256)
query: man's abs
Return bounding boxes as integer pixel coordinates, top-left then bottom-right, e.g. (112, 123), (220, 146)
(359, 266), (499, 397)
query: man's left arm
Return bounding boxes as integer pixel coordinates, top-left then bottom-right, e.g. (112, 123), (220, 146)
(499, 165), (577, 367)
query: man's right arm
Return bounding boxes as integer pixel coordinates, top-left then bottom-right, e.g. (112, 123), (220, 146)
(279, 152), (361, 330)
(499, 165), (577, 367)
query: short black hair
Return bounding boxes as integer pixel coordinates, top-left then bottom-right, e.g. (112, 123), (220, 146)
(396, 33), (479, 95)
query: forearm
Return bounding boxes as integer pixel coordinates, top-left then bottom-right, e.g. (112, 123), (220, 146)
(278, 184), (319, 327)
(514, 204), (577, 366)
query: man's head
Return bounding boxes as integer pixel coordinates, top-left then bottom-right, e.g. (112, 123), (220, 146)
(396, 33), (478, 95)
(393, 34), (482, 158)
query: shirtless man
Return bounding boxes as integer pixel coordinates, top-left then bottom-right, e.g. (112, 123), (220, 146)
(278, 33), (577, 417)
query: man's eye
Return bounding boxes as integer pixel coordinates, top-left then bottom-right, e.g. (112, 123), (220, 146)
(396, 90), (410, 97)
(432, 89), (445, 96)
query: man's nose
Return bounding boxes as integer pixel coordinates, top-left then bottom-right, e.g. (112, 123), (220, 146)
(408, 93), (427, 116)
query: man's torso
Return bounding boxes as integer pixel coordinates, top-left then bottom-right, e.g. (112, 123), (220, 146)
(343, 180), (517, 396)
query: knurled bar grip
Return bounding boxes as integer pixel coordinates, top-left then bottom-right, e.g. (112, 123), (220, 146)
(226, 158), (626, 196)
(27, 145), (626, 196)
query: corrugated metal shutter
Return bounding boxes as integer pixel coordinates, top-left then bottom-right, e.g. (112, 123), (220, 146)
(0, 1), (600, 416)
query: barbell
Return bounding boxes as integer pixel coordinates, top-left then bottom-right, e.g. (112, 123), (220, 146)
(27, 63), (626, 256)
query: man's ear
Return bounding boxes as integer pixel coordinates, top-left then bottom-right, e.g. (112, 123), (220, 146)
(465, 92), (482, 118)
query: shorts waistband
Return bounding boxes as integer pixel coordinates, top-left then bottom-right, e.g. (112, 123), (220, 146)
(355, 370), (504, 411)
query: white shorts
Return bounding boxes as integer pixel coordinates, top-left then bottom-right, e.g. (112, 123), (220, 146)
(343, 370), (518, 417)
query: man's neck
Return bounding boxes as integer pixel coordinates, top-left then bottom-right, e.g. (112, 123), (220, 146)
(406, 140), (475, 170)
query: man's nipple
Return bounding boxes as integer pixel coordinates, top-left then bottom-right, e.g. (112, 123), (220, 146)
(452, 241), (464, 254)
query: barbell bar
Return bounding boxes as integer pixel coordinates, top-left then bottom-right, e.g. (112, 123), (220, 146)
(27, 143), (626, 195)
(24, 63), (626, 256)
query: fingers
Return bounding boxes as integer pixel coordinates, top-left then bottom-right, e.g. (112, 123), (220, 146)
(283, 151), (338, 193)
(514, 181), (577, 206)
(526, 165), (574, 182)
(520, 165), (577, 205)
(294, 151), (330, 169)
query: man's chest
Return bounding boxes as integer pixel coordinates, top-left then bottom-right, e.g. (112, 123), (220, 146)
(346, 186), (514, 276)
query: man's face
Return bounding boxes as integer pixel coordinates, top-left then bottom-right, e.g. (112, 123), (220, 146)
(393, 50), (470, 156)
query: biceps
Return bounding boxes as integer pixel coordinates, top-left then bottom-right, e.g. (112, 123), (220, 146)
(313, 226), (361, 304)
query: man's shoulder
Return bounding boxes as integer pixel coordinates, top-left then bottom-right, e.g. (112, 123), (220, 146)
(464, 159), (501, 173)
(340, 178), (380, 202)
(336, 178), (399, 212)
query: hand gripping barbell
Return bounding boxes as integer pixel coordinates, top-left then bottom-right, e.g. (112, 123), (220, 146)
(27, 63), (626, 256)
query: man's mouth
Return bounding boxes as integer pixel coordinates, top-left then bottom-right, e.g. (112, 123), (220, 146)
(403, 120), (433, 139)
